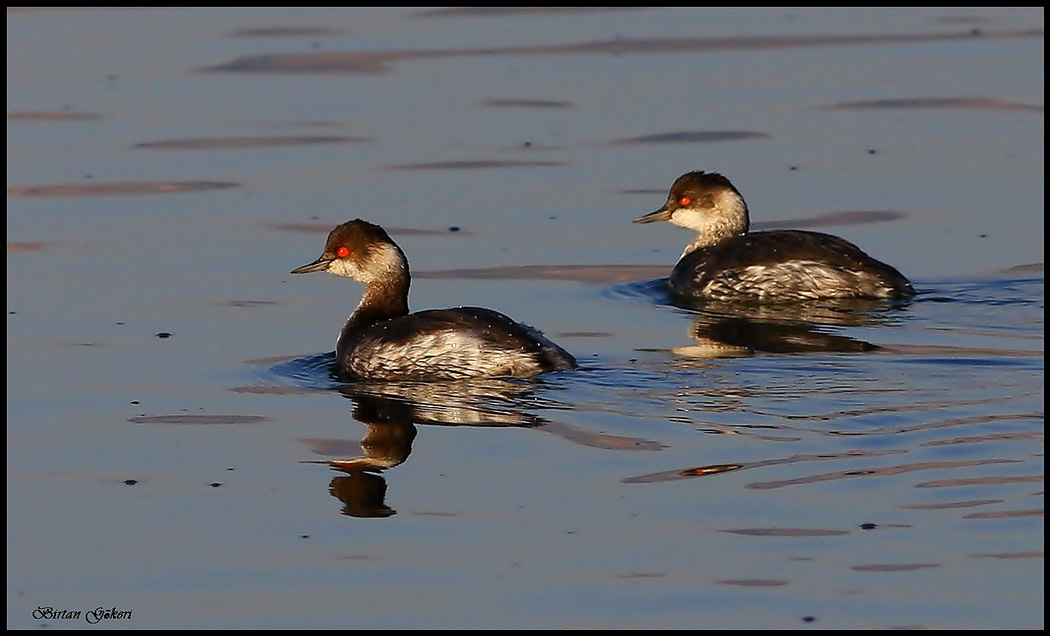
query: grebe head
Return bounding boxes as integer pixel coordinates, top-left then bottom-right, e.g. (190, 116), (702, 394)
(633, 171), (750, 252)
(290, 219), (408, 286)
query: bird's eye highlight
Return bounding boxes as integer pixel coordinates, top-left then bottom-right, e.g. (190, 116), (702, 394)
(678, 196), (692, 206)
(336, 246), (351, 258)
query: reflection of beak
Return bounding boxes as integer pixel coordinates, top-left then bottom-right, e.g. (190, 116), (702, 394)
(633, 206), (672, 224)
(291, 256), (332, 274)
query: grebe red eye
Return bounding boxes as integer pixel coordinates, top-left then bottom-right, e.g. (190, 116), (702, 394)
(336, 246), (350, 258)
(678, 196), (692, 206)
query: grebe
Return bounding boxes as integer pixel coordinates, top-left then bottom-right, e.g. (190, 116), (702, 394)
(291, 219), (577, 380)
(633, 171), (915, 302)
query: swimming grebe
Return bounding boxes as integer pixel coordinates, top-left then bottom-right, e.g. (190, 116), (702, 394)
(291, 219), (577, 381)
(633, 171), (915, 302)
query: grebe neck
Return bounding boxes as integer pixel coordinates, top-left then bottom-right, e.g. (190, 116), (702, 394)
(338, 247), (411, 356)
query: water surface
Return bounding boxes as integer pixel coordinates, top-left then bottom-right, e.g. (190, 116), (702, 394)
(7, 7), (1043, 629)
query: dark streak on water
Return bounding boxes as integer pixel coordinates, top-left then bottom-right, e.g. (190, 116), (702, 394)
(202, 29), (1042, 76)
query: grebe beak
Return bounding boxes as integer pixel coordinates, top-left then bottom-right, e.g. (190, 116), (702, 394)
(291, 256), (333, 274)
(633, 205), (673, 224)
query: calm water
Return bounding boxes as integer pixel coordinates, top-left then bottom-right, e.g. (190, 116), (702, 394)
(7, 7), (1043, 629)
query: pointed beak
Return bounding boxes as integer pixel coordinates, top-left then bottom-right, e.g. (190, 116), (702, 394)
(291, 256), (332, 274)
(633, 206), (672, 224)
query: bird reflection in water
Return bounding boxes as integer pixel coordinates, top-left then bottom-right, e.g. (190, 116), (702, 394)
(303, 377), (664, 518)
(666, 296), (908, 359)
(316, 396), (418, 519)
